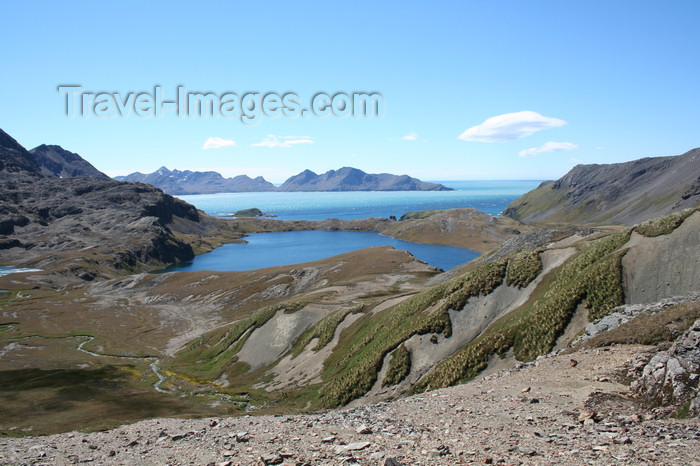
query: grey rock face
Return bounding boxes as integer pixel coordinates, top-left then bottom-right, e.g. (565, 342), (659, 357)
(576, 293), (700, 343)
(0, 129), (208, 278)
(631, 318), (700, 414)
(29, 144), (110, 180)
(0, 129), (43, 175)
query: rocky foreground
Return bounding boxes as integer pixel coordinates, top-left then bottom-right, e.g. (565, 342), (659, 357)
(2, 344), (698, 465)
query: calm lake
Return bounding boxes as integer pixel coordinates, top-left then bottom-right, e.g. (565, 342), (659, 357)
(165, 230), (479, 272)
(167, 181), (538, 272)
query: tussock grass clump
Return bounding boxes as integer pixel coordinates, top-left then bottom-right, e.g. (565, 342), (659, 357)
(383, 344), (411, 386)
(506, 250), (543, 289)
(415, 230), (631, 392)
(292, 304), (365, 357)
(634, 207), (697, 237)
(319, 259), (508, 407)
(171, 301), (304, 379)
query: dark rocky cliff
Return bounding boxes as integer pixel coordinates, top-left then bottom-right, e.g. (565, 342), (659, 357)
(29, 144), (111, 180)
(0, 129), (231, 279)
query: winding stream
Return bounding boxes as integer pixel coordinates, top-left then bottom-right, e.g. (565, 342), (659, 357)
(76, 336), (168, 393)
(1, 331), (248, 406)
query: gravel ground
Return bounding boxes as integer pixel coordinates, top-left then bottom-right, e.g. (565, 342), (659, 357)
(2, 345), (698, 465)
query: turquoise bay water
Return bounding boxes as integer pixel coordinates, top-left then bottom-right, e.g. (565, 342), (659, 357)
(177, 180), (541, 220)
(166, 230), (480, 272)
(168, 181), (539, 272)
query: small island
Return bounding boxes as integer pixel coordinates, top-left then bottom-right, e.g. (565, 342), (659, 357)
(233, 208), (276, 218)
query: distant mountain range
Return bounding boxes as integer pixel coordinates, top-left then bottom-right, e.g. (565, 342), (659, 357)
(2, 139), (452, 194)
(116, 166), (453, 194)
(504, 148), (700, 224)
(277, 167), (451, 192)
(115, 167), (276, 195)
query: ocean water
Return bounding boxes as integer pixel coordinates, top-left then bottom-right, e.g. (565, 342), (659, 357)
(166, 230), (480, 272)
(177, 180), (540, 221)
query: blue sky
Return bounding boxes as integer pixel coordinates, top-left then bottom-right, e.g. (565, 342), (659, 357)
(2, 1), (699, 182)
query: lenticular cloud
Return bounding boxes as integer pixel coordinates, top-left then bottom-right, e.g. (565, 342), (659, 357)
(458, 111), (566, 142)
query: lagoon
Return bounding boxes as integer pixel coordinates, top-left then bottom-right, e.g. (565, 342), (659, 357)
(165, 230), (479, 272)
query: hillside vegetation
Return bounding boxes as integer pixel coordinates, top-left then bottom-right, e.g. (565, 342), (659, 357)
(158, 208), (698, 411)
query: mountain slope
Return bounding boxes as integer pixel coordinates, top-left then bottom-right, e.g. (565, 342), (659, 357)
(29, 144), (110, 180)
(0, 129), (43, 175)
(504, 148), (700, 224)
(116, 167), (277, 194)
(0, 129), (240, 278)
(278, 167), (452, 191)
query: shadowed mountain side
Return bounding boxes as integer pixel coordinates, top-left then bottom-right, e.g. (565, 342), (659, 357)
(29, 144), (110, 180)
(504, 148), (700, 225)
(0, 129), (242, 280)
(0, 129), (43, 175)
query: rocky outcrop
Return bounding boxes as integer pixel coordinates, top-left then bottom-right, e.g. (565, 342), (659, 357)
(631, 319), (700, 416)
(577, 293), (700, 343)
(0, 176), (202, 277)
(116, 167), (277, 194)
(504, 148), (700, 225)
(29, 144), (110, 180)
(0, 128), (234, 279)
(278, 167), (452, 191)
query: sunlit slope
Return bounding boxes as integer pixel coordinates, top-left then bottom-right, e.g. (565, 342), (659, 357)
(504, 148), (700, 225)
(167, 208), (699, 409)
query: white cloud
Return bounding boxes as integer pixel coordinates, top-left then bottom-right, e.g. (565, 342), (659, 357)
(202, 137), (236, 149)
(518, 141), (578, 157)
(252, 134), (314, 148)
(401, 132), (419, 141)
(458, 111), (566, 142)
